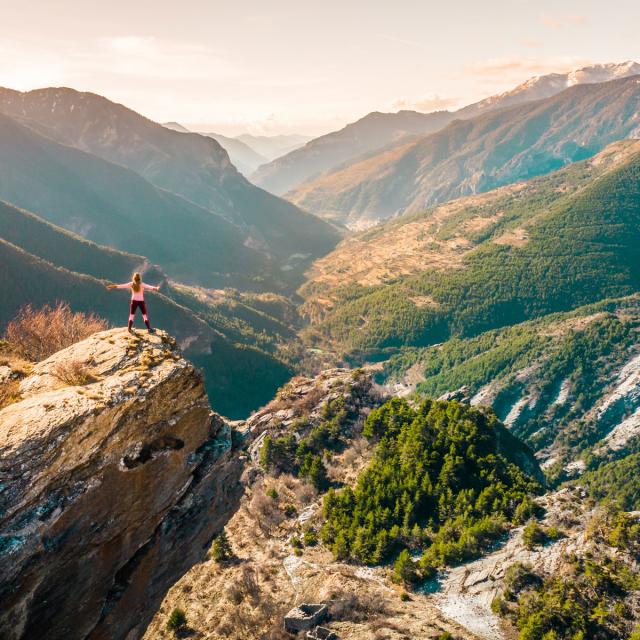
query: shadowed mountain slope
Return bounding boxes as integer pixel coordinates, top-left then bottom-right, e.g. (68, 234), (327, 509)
(0, 111), (277, 289)
(0, 87), (341, 271)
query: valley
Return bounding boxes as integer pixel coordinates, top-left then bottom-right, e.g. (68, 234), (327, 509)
(2, 58), (640, 640)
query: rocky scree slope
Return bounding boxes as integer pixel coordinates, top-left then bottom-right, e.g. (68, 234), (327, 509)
(0, 329), (243, 640)
(431, 486), (640, 640)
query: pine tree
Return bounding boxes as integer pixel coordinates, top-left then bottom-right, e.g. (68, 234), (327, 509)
(393, 549), (418, 586)
(308, 456), (329, 491)
(211, 529), (233, 562)
(166, 608), (187, 634)
(259, 436), (273, 470)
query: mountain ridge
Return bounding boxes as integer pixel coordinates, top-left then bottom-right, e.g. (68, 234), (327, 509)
(0, 86), (341, 274)
(252, 61), (640, 202)
(288, 74), (640, 227)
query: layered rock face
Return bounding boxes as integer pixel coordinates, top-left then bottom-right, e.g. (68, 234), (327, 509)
(0, 329), (243, 640)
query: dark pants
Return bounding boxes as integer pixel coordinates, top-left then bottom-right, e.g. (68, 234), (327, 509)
(128, 300), (150, 329)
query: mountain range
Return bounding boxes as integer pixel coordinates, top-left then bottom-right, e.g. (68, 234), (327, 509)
(251, 109), (455, 195)
(288, 74), (640, 227)
(0, 87), (340, 280)
(252, 61), (640, 224)
(162, 123), (310, 175)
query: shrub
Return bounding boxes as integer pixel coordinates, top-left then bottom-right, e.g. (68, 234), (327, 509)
(513, 497), (543, 524)
(546, 525), (562, 541)
(502, 562), (541, 600)
(399, 591), (410, 602)
(5, 303), (108, 361)
(522, 521), (547, 549)
(283, 504), (297, 518)
(303, 528), (318, 546)
(491, 595), (509, 616)
(266, 487), (279, 500)
(393, 549), (418, 586)
(51, 359), (98, 386)
(165, 607), (187, 633)
(211, 529), (233, 562)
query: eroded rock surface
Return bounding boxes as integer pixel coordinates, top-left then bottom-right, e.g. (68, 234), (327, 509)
(0, 328), (243, 640)
(433, 488), (600, 639)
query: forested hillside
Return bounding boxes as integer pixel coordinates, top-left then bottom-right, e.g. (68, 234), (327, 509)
(379, 296), (640, 479)
(301, 140), (640, 314)
(322, 398), (541, 573)
(307, 145), (640, 357)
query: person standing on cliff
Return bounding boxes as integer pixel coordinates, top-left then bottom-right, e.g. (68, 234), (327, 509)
(106, 273), (160, 333)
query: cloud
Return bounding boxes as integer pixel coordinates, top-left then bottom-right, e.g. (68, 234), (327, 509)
(391, 94), (458, 112)
(540, 13), (588, 30)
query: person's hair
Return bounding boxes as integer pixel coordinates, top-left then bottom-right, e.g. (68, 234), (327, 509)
(132, 272), (142, 293)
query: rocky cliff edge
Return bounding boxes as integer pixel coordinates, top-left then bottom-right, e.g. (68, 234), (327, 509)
(0, 328), (243, 640)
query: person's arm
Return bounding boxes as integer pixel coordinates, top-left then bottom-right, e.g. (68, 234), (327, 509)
(143, 283), (161, 291)
(107, 282), (132, 290)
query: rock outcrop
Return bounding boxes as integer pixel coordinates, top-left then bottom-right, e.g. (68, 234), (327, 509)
(0, 329), (243, 640)
(431, 487), (619, 639)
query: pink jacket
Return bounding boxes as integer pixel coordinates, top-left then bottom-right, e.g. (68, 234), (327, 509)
(115, 282), (160, 301)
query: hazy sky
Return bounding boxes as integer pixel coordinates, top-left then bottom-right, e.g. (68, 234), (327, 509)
(1, 0), (638, 136)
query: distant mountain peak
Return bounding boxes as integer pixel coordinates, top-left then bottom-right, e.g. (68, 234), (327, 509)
(489, 60), (640, 106)
(162, 121), (190, 133)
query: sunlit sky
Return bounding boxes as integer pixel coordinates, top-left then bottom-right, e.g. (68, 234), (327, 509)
(1, 0), (638, 136)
